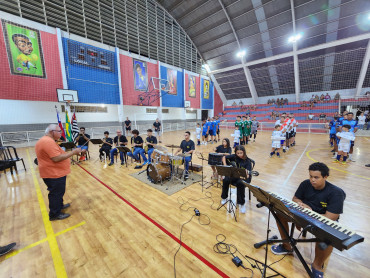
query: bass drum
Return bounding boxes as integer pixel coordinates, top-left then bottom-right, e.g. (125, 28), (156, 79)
(147, 163), (171, 183)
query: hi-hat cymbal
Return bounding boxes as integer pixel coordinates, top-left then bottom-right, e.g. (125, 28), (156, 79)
(165, 144), (180, 148)
(154, 145), (168, 152)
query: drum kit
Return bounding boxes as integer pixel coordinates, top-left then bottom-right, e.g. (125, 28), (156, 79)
(146, 145), (191, 186)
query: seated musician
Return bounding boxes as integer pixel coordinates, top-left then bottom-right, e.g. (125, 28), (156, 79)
(271, 162), (346, 278)
(211, 138), (232, 179)
(145, 129), (157, 163)
(99, 131), (113, 160)
(221, 145), (252, 214)
(175, 131), (195, 180)
(108, 130), (128, 166)
(76, 127), (90, 160)
(127, 129), (148, 166)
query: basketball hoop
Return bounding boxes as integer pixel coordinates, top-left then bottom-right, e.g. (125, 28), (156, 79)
(66, 100), (71, 107)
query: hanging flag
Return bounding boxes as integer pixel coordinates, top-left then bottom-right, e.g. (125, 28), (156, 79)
(55, 106), (66, 141)
(71, 112), (79, 144)
(65, 110), (73, 142)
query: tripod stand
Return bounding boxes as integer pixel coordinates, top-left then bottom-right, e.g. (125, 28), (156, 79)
(196, 153), (213, 192)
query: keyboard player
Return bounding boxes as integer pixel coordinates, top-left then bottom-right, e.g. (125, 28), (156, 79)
(271, 162), (346, 278)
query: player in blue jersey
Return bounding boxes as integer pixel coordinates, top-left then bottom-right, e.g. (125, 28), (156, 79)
(202, 119), (210, 145)
(328, 117), (339, 147)
(211, 117), (218, 143)
(339, 112), (358, 161)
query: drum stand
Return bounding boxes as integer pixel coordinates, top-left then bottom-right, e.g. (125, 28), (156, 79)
(170, 163), (185, 187)
(196, 153), (213, 192)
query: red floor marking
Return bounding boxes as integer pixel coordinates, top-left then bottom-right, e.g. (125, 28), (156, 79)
(77, 164), (229, 278)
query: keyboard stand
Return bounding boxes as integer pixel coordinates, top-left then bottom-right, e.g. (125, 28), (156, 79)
(244, 182), (322, 278)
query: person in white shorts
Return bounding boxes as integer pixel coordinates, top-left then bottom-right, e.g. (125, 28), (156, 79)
(334, 124), (354, 165)
(270, 125), (284, 158)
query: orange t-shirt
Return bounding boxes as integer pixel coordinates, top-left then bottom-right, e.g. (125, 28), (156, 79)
(35, 136), (71, 179)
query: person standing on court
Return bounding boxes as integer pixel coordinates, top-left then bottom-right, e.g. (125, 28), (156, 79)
(35, 124), (82, 221)
(153, 118), (162, 143)
(124, 117), (132, 136)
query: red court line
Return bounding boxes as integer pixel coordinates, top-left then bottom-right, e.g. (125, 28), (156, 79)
(77, 164), (229, 278)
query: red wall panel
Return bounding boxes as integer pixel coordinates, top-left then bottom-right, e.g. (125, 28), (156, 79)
(0, 29), (63, 101)
(185, 73), (200, 109)
(120, 54), (159, 106)
(214, 87), (224, 115)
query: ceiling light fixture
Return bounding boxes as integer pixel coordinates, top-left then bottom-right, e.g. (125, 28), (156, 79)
(288, 33), (303, 43)
(236, 49), (246, 58)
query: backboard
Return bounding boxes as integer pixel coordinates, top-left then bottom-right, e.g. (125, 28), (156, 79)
(57, 89), (79, 103)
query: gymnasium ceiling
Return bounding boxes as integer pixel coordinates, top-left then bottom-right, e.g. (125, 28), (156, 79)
(157, 0), (370, 99)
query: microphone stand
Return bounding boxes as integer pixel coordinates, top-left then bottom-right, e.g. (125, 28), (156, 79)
(196, 152), (213, 192)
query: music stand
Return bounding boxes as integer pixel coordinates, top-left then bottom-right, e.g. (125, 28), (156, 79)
(215, 165), (247, 222)
(243, 182), (319, 278)
(117, 146), (131, 167)
(195, 152), (213, 192)
(90, 139), (104, 145)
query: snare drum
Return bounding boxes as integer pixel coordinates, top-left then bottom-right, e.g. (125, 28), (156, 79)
(208, 153), (224, 165)
(171, 155), (184, 166)
(152, 149), (171, 164)
(147, 163), (171, 183)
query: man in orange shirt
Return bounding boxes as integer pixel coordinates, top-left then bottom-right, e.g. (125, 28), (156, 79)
(35, 124), (82, 221)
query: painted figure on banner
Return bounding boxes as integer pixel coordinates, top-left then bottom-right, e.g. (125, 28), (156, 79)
(203, 80), (210, 99)
(167, 68), (177, 95)
(134, 59), (147, 91)
(2, 20), (46, 78)
(189, 75), (196, 98)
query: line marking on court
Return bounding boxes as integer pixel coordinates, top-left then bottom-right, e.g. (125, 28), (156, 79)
(282, 141), (311, 187)
(306, 148), (370, 181)
(4, 221), (86, 260)
(27, 150), (68, 278)
(77, 164), (230, 278)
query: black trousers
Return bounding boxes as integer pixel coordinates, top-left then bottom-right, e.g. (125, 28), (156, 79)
(43, 176), (66, 218)
(221, 177), (245, 205)
(99, 146), (111, 160)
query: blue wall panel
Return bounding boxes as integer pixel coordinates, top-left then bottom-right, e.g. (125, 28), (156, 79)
(62, 38), (120, 104)
(201, 78), (214, 109)
(160, 66), (184, 108)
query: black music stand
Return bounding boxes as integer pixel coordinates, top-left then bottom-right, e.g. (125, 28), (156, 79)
(90, 139), (105, 162)
(244, 182), (320, 278)
(117, 146), (131, 167)
(196, 152), (213, 192)
(60, 142), (77, 164)
(215, 166), (247, 222)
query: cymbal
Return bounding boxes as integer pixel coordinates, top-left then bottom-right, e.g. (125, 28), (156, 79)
(165, 144), (180, 148)
(177, 153), (191, 157)
(154, 145), (168, 152)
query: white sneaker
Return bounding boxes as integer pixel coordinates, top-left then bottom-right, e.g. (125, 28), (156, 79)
(331, 155), (337, 159)
(239, 204), (246, 213)
(221, 199), (227, 205)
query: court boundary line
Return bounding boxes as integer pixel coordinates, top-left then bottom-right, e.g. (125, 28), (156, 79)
(77, 164), (230, 278)
(26, 150), (68, 278)
(306, 148), (370, 180)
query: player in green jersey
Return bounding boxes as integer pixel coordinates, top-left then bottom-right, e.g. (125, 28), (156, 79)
(235, 116), (243, 145)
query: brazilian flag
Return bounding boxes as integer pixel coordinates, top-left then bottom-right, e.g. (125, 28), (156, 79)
(65, 111), (73, 142)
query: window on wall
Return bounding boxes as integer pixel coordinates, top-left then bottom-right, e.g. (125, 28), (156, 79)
(61, 105), (108, 113)
(146, 108), (157, 113)
(186, 109), (196, 114)
(162, 109), (169, 113)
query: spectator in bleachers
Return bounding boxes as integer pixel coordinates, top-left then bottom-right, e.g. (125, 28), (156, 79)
(232, 101), (237, 106)
(271, 111), (276, 120)
(320, 94), (325, 102)
(239, 100), (244, 106)
(284, 98), (288, 105)
(358, 112), (366, 129)
(365, 91), (370, 97)
(314, 95), (319, 103)
(366, 114), (370, 130)
(319, 113), (327, 123)
(310, 101), (315, 108)
(271, 98), (275, 104)
(334, 93), (340, 100)
(307, 113), (315, 120)
(267, 99), (271, 104)
(334, 111), (340, 118)
(310, 95), (315, 103)
(325, 93), (331, 101)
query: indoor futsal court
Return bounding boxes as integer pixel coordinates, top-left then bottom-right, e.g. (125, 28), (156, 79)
(1, 1), (370, 278)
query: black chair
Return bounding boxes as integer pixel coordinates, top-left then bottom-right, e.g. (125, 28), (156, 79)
(2, 146), (26, 173)
(0, 147), (16, 175)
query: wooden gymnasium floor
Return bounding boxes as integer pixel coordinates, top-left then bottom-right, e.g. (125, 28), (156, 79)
(0, 129), (369, 278)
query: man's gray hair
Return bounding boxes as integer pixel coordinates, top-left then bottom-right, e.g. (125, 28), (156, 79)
(45, 124), (58, 134)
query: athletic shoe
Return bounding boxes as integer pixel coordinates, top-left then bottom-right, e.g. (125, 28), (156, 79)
(283, 149), (286, 153)
(271, 244), (293, 255)
(333, 160), (339, 163)
(341, 161), (346, 165)
(269, 154), (273, 158)
(239, 204), (246, 213)
(311, 264), (324, 278)
(221, 199), (227, 205)
(253, 139), (255, 142)
(0, 243), (16, 256)
(108, 162), (114, 166)
(331, 155), (337, 159)
(49, 213), (70, 221)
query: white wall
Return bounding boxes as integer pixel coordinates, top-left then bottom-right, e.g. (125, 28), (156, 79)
(226, 87), (370, 106)
(0, 99), (119, 125)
